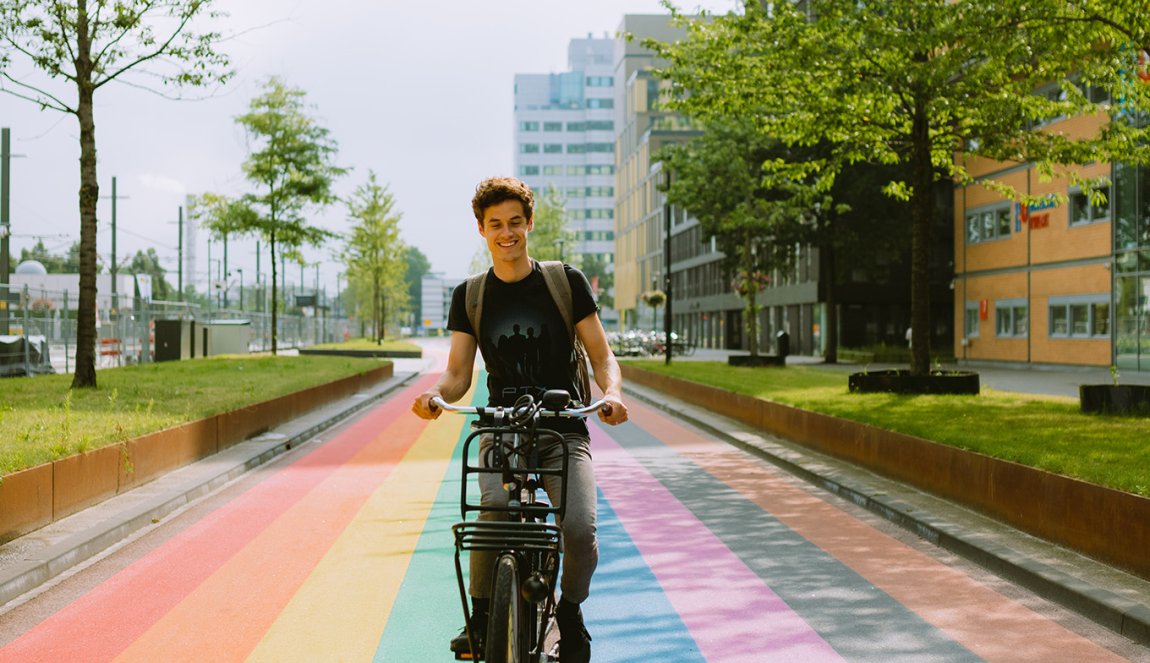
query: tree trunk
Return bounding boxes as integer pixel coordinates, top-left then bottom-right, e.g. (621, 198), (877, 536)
(270, 231), (278, 354)
(745, 232), (760, 357)
(909, 95), (933, 375)
(372, 276), (381, 343)
(823, 240), (838, 364)
(71, 3), (99, 389)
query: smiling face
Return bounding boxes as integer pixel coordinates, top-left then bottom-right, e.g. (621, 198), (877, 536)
(479, 199), (534, 266)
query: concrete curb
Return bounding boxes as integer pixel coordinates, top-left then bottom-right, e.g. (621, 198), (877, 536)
(0, 371), (420, 609)
(623, 381), (1150, 647)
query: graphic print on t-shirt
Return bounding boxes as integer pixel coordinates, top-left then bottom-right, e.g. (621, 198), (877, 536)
(479, 305), (562, 389)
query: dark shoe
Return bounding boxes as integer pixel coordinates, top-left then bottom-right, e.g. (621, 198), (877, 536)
(556, 599), (591, 663)
(449, 621), (485, 659)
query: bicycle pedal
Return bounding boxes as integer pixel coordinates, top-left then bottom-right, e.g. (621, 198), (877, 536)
(454, 653), (476, 661)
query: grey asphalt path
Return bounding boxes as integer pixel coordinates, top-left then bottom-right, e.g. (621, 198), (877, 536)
(0, 367), (422, 610)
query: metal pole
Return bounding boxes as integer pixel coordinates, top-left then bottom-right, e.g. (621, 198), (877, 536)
(111, 176), (118, 314)
(2, 128), (12, 335)
(178, 206), (184, 300)
(222, 232), (229, 309)
(664, 169), (673, 366)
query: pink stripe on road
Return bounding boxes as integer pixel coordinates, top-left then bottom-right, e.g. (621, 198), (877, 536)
(589, 426), (843, 662)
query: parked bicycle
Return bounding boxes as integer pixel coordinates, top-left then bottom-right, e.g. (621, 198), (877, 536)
(431, 390), (606, 663)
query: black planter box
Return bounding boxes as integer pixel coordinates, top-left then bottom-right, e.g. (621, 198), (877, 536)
(848, 369), (980, 395)
(1079, 384), (1150, 415)
(728, 355), (786, 367)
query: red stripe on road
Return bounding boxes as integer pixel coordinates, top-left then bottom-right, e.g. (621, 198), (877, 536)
(0, 374), (438, 663)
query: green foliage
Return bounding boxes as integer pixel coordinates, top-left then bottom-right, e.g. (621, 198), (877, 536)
(342, 171), (406, 342)
(628, 361), (1150, 496)
(403, 246), (432, 327)
(19, 240), (90, 274)
(0, 0), (232, 389)
(528, 184), (576, 263)
(194, 77), (346, 352)
(651, 0), (1150, 374)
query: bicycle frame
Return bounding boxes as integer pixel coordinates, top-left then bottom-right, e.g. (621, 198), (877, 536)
(434, 393), (603, 662)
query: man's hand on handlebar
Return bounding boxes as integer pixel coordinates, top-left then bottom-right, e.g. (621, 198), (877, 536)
(597, 395), (628, 426)
(411, 391), (443, 420)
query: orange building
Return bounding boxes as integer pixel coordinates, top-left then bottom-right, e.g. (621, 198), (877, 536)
(954, 109), (1150, 371)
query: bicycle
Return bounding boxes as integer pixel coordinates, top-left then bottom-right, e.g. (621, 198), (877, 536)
(432, 390), (606, 663)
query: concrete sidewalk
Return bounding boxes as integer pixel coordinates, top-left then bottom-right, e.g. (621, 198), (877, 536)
(0, 370), (422, 610)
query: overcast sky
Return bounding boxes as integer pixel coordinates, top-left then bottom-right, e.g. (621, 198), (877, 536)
(1, 0), (735, 298)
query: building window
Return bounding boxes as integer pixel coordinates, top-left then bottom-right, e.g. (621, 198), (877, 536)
(964, 303), (980, 338)
(543, 165), (564, 176)
(995, 300), (1028, 337)
(586, 186), (614, 197)
(1068, 185), (1111, 226)
(965, 203), (1012, 244)
(543, 143), (563, 154)
(586, 120), (614, 131)
(543, 121), (563, 131)
(586, 76), (613, 87)
(519, 165), (539, 176)
(1049, 295), (1110, 338)
(566, 122), (586, 132)
(519, 121), (539, 132)
(567, 143), (587, 154)
(586, 98), (614, 109)
(519, 143), (540, 154)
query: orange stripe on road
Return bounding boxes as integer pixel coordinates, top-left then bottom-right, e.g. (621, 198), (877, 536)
(112, 409), (431, 662)
(625, 398), (1127, 663)
(0, 374), (439, 663)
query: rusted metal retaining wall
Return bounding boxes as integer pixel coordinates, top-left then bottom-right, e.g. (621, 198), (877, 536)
(622, 365), (1150, 580)
(0, 364), (394, 544)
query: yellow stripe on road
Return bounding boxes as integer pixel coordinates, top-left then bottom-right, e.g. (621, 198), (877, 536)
(247, 384), (474, 663)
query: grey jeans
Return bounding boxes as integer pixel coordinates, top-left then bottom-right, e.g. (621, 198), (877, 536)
(468, 430), (598, 604)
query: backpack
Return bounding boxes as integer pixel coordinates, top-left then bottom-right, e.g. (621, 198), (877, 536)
(464, 260), (593, 407)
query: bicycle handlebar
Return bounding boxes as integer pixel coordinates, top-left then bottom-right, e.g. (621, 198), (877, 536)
(430, 396), (608, 418)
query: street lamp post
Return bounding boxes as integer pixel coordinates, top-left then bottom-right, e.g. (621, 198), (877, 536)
(235, 268), (244, 311)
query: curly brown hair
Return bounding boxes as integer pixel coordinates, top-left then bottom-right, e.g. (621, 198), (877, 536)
(471, 177), (535, 223)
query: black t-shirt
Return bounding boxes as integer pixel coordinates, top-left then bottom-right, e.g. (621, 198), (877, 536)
(448, 262), (598, 434)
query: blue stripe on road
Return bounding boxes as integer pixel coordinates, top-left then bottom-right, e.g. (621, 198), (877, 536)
(583, 487), (705, 663)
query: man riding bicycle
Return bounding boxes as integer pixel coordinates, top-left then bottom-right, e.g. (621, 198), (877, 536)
(412, 177), (628, 663)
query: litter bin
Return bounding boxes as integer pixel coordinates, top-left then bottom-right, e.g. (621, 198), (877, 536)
(776, 330), (790, 358)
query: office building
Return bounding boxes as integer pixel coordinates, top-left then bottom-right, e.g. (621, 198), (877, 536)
(514, 36), (618, 325)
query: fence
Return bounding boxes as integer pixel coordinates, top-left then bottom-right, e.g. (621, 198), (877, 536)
(0, 283), (354, 376)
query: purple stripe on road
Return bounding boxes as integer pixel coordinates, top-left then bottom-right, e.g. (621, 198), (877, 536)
(590, 425), (844, 662)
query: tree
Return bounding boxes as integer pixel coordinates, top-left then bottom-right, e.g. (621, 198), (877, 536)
(658, 117), (818, 357)
(652, 0), (1150, 374)
(127, 248), (174, 300)
(528, 185), (576, 263)
(403, 246), (431, 330)
(196, 77), (345, 353)
(0, 0), (230, 388)
(341, 171), (405, 343)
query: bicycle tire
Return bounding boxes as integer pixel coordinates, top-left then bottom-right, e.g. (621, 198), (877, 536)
(486, 555), (521, 663)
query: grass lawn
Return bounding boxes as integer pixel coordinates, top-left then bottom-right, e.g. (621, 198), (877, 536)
(309, 337), (422, 353)
(626, 360), (1150, 497)
(0, 355), (390, 476)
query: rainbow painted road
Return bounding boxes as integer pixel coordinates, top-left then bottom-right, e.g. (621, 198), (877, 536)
(0, 372), (1127, 662)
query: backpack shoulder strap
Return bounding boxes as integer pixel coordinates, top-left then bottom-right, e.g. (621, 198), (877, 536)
(464, 269), (489, 338)
(538, 260), (575, 342)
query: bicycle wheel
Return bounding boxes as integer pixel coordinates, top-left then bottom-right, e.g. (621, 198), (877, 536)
(486, 554), (521, 663)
